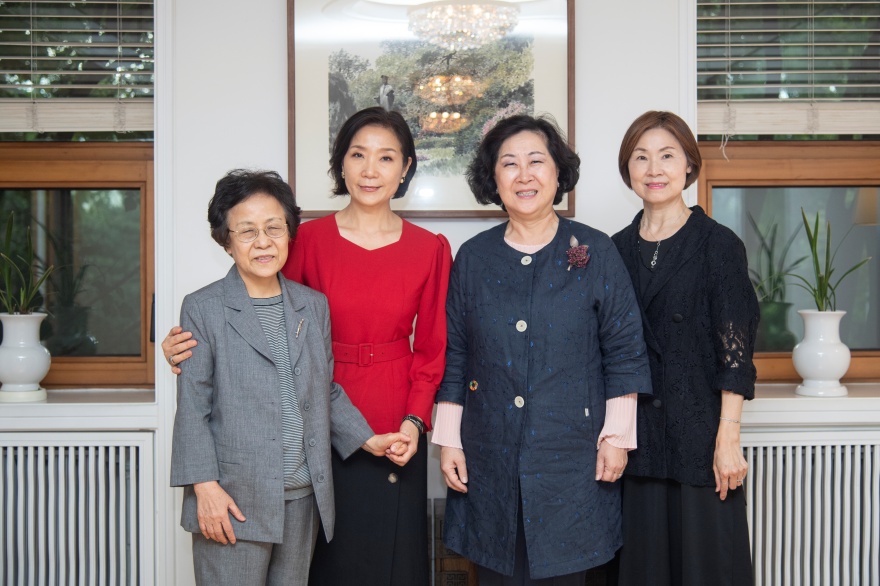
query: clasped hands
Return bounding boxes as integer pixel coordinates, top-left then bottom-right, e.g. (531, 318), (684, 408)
(363, 429), (415, 466)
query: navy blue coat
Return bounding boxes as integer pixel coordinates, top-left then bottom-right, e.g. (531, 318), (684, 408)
(437, 218), (651, 579)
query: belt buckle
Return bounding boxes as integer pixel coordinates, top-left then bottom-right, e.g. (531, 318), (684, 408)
(358, 343), (373, 366)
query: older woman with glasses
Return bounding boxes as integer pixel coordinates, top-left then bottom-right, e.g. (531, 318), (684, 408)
(169, 169), (409, 586)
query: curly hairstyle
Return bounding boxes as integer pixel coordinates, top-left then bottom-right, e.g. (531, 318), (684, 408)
(466, 114), (580, 207)
(207, 169), (301, 247)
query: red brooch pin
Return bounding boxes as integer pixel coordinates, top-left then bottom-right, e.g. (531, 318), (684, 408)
(566, 235), (591, 271)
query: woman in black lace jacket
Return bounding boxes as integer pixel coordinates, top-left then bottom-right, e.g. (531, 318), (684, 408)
(610, 111), (759, 586)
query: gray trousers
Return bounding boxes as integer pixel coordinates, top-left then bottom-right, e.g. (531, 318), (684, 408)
(191, 495), (320, 586)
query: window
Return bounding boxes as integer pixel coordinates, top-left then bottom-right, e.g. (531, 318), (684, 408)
(0, 0), (154, 135)
(698, 141), (880, 381)
(0, 143), (154, 386)
(697, 0), (880, 137)
(0, 1), (154, 387)
(697, 2), (880, 381)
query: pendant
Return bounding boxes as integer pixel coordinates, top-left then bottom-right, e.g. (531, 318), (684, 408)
(650, 241), (661, 268)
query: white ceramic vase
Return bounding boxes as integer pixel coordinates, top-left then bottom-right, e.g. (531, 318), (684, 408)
(0, 312), (50, 402)
(792, 310), (850, 397)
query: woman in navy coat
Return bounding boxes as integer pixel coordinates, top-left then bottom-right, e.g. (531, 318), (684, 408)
(433, 115), (651, 584)
(611, 111), (758, 586)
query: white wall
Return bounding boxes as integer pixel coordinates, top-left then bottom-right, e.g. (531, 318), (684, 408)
(155, 0), (694, 582)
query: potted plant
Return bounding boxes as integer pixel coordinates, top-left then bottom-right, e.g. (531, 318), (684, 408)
(788, 208), (872, 397)
(0, 211), (55, 402)
(746, 213), (806, 351)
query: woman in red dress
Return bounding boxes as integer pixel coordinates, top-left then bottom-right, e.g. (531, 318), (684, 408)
(164, 107), (451, 585)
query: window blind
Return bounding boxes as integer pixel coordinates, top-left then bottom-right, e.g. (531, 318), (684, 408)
(0, 0), (154, 133)
(697, 1), (880, 136)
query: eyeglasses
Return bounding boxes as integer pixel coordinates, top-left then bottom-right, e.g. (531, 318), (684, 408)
(228, 224), (288, 243)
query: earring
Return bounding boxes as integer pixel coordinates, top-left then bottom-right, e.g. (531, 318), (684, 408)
(341, 170), (346, 179)
(400, 176), (405, 184)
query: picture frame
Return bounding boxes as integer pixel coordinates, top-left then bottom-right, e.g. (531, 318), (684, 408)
(287, 0), (575, 218)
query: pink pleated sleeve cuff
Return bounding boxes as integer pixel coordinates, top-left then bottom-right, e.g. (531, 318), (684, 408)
(430, 401), (463, 449)
(598, 393), (638, 451)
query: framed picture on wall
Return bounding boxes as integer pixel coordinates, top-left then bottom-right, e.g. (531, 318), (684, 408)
(287, 0), (575, 218)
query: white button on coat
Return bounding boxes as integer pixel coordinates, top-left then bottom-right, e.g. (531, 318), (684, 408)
(516, 320), (527, 332)
(514, 396), (525, 408)
(521, 256), (532, 265)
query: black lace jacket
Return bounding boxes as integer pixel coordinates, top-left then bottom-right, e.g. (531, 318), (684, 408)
(612, 206), (759, 487)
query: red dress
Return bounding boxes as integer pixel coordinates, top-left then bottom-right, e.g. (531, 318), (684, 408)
(285, 213), (451, 433)
(284, 213), (451, 585)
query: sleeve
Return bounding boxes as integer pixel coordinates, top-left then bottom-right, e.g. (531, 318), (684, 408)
(169, 296), (219, 487)
(595, 237), (653, 399)
(709, 230), (759, 399)
(435, 246), (469, 406)
(319, 295), (375, 458)
(405, 234), (453, 431)
(431, 401), (464, 449)
(597, 394), (638, 450)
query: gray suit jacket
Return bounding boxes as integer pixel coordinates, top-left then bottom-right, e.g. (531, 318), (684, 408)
(170, 266), (373, 543)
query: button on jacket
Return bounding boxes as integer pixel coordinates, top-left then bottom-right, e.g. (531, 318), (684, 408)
(437, 219), (651, 579)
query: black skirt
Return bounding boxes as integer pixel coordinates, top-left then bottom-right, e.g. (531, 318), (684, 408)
(616, 476), (753, 586)
(308, 434), (429, 586)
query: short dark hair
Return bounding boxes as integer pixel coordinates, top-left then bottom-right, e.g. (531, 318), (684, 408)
(466, 114), (580, 207)
(617, 111), (702, 190)
(207, 169), (301, 247)
(328, 107), (417, 199)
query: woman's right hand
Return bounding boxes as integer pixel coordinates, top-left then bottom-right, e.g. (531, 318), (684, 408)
(162, 326), (197, 374)
(193, 480), (246, 545)
(440, 446), (468, 493)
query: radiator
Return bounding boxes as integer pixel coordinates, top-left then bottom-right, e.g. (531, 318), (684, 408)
(0, 433), (154, 586)
(745, 442), (880, 586)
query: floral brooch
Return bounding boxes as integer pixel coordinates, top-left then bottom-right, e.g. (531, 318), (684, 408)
(566, 235), (591, 271)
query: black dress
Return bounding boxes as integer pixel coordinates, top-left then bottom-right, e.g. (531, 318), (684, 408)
(611, 206), (758, 586)
(308, 435), (429, 586)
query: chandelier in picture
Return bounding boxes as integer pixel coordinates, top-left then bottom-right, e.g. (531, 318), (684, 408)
(415, 74), (482, 106)
(420, 110), (469, 134)
(408, 1), (520, 51)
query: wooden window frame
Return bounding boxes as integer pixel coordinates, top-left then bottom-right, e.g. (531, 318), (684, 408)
(698, 141), (880, 382)
(0, 143), (154, 387)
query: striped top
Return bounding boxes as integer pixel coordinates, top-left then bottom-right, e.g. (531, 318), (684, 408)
(252, 295), (311, 492)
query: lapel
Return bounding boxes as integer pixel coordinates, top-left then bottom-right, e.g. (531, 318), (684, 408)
(618, 214), (663, 356)
(222, 266), (274, 364)
(280, 277), (309, 371)
(640, 206), (713, 313)
(618, 207), (713, 356)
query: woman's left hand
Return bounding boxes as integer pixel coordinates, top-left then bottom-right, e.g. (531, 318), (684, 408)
(713, 426), (748, 501)
(387, 419), (420, 466)
(595, 440), (627, 482)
